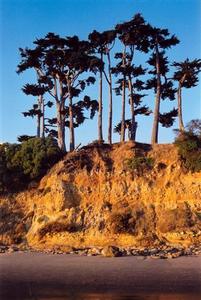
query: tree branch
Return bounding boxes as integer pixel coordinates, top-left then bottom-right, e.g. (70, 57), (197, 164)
(72, 70), (82, 85)
(45, 124), (57, 128)
(59, 78), (63, 101)
(109, 40), (115, 51)
(103, 69), (110, 85)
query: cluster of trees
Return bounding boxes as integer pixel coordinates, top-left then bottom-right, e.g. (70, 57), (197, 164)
(17, 13), (201, 152)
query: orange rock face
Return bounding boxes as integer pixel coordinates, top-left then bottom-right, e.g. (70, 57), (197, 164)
(0, 142), (201, 250)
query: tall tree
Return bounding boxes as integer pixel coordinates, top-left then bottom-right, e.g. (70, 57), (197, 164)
(126, 66), (150, 139)
(114, 100), (151, 141)
(172, 58), (201, 131)
(101, 30), (116, 144)
(146, 50), (178, 135)
(112, 50), (127, 142)
(112, 54), (150, 142)
(21, 80), (53, 138)
(17, 33), (101, 152)
(114, 119), (132, 140)
(147, 26), (179, 144)
(115, 13), (150, 141)
(22, 101), (53, 138)
(65, 95), (99, 142)
(88, 30), (106, 142)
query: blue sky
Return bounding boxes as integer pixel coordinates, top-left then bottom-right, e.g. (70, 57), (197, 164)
(0, 0), (200, 147)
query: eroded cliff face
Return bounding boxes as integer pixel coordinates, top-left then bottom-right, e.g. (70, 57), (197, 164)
(0, 142), (201, 250)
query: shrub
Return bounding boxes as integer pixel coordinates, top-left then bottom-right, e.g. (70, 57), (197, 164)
(0, 143), (24, 193)
(186, 119), (201, 138)
(125, 156), (154, 173)
(0, 137), (63, 194)
(174, 131), (201, 172)
(12, 137), (63, 179)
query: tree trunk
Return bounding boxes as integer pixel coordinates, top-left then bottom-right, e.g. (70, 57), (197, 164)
(98, 52), (103, 141)
(107, 51), (113, 144)
(128, 75), (137, 141)
(120, 77), (126, 142)
(151, 44), (161, 144)
(37, 96), (41, 138)
(56, 101), (66, 152)
(177, 84), (185, 131)
(120, 49), (126, 142)
(68, 81), (75, 152)
(126, 124), (131, 140)
(41, 96), (45, 138)
(177, 74), (186, 132)
(53, 76), (66, 152)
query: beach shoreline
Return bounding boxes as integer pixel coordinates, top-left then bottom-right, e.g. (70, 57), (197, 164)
(0, 252), (201, 299)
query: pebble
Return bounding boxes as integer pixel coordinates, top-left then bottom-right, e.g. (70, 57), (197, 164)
(0, 244), (200, 258)
(102, 246), (122, 257)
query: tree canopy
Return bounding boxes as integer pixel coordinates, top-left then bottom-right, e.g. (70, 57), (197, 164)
(16, 13), (200, 151)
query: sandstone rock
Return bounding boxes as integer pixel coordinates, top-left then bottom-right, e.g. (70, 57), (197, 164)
(150, 255), (161, 259)
(157, 253), (168, 259)
(102, 246), (122, 257)
(0, 245), (8, 251)
(8, 247), (15, 253)
(87, 247), (102, 256)
(1, 143), (201, 253)
(170, 252), (182, 258)
(149, 248), (160, 255)
(125, 248), (132, 256)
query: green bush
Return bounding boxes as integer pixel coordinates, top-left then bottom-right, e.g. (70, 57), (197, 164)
(125, 156), (154, 173)
(174, 131), (201, 172)
(0, 137), (63, 194)
(12, 137), (63, 179)
(0, 143), (24, 193)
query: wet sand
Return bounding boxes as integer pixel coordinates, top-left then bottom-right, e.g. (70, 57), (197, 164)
(0, 252), (201, 299)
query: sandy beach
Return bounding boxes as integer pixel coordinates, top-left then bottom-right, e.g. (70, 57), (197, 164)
(0, 252), (201, 299)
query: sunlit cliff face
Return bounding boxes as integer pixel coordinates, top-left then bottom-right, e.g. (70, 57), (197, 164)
(0, 141), (201, 250)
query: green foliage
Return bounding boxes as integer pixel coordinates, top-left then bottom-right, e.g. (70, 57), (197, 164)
(13, 137), (62, 178)
(0, 137), (63, 194)
(0, 143), (23, 193)
(186, 119), (201, 138)
(174, 130), (201, 172)
(125, 155), (154, 173)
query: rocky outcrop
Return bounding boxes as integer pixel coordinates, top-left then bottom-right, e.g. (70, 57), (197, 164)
(0, 141), (201, 252)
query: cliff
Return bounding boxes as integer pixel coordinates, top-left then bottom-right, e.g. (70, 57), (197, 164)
(0, 141), (201, 252)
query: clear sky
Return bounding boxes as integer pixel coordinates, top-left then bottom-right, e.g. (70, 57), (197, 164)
(0, 0), (200, 147)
